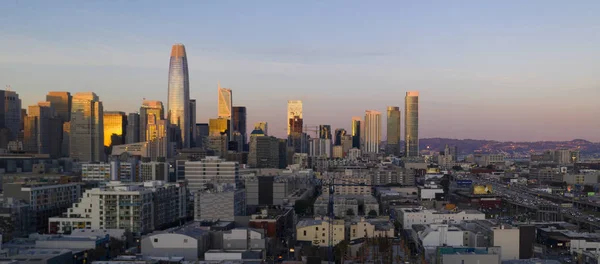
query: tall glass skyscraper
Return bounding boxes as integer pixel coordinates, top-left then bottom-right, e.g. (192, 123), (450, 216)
(167, 43), (190, 148)
(386, 106), (401, 156)
(351, 117), (361, 149)
(71, 92), (104, 162)
(405, 91), (419, 157)
(364, 110), (381, 153)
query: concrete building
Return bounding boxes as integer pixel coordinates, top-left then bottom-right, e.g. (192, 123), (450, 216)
(248, 133), (279, 169)
(404, 91), (419, 157)
(386, 106), (401, 156)
(0, 90), (22, 146)
(296, 218), (345, 246)
(474, 154), (505, 167)
(244, 173), (313, 206)
(70, 92), (104, 162)
(46, 91), (71, 123)
(0, 197), (33, 241)
(125, 112), (140, 144)
(81, 163), (110, 181)
(436, 247), (501, 264)
(348, 218), (394, 240)
(23, 102), (62, 158)
(398, 207), (486, 228)
(48, 181), (187, 234)
(314, 194), (379, 217)
(140, 161), (169, 181)
(3, 182), (82, 232)
(194, 187), (246, 221)
(322, 170), (371, 195)
(560, 172), (600, 185)
(332, 145), (344, 158)
(308, 138), (331, 158)
(141, 222), (211, 261)
(204, 228), (267, 261)
(184, 156), (240, 193)
(363, 110), (381, 153)
(0, 248), (74, 264)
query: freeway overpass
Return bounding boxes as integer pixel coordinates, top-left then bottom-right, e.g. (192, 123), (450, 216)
(503, 199), (600, 231)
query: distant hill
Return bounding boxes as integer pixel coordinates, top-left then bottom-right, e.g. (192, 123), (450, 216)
(418, 138), (600, 157)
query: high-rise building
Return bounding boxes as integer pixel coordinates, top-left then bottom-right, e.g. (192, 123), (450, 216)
(405, 91), (419, 157)
(126, 113), (140, 144)
(184, 156), (240, 193)
(46, 91), (71, 123)
(146, 113), (170, 159)
(386, 106), (401, 156)
(103, 111), (127, 148)
(195, 123), (209, 148)
(334, 129), (346, 146)
(167, 43), (190, 148)
(364, 110), (381, 153)
(71, 92), (104, 162)
(351, 117), (361, 149)
(0, 90), (22, 143)
(319, 125), (332, 140)
(62, 121), (70, 157)
(232, 106), (247, 149)
(189, 99), (197, 147)
(309, 138), (332, 158)
(140, 100), (165, 142)
(218, 84), (233, 139)
(248, 133), (279, 168)
(24, 102), (62, 157)
(254, 122), (268, 136)
(287, 100), (303, 135)
(209, 118), (230, 137)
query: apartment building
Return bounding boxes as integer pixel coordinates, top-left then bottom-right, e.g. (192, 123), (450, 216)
(296, 218), (345, 246)
(348, 218), (394, 240)
(48, 181), (187, 234)
(4, 182), (82, 232)
(185, 156), (240, 193)
(140, 161), (169, 181)
(322, 170), (372, 195)
(194, 187), (246, 221)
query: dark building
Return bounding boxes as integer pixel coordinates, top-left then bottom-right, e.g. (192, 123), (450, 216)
(352, 119), (361, 149)
(195, 123), (209, 148)
(232, 106), (247, 142)
(334, 128), (346, 146)
(278, 139), (288, 169)
(289, 116), (303, 135)
(319, 125), (332, 140)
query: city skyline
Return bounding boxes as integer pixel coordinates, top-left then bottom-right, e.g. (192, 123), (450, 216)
(2, 1), (600, 141)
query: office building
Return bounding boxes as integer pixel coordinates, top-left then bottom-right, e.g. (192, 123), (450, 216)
(103, 111), (127, 148)
(254, 122), (268, 136)
(0, 90), (22, 145)
(209, 118), (229, 137)
(3, 182), (82, 232)
(351, 117), (361, 149)
(232, 106), (247, 148)
(46, 91), (72, 123)
(405, 91), (419, 157)
(140, 161), (169, 181)
(218, 84), (233, 139)
(195, 123), (209, 148)
(364, 110), (381, 153)
(189, 99), (197, 147)
(184, 156), (240, 193)
(319, 125), (332, 139)
(287, 100), (303, 135)
(62, 121), (70, 157)
(126, 112), (140, 143)
(386, 106), (401, 156)
(23, 102), (62, 157)
(195, 187), (246, 221)
(309, 138), (331, 158)
(334, 128), (346, 146)
(139, 100), (164, 142)
(146, 114), (170, 159)
(70, 92), (104, 162)
(167, 43), (190, 148)
(48, 181), (187, 234)
(248, 132), (279, 168)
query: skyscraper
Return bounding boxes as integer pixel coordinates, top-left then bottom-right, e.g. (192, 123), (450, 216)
(189, 99), (197, 147)
(167, 43), (190, 148)
(287, 100), (303, 135)
(254, 122), (268, 136)
(24, 102), (61, 157)
(364, 110), (381, 153)
(0, 89), (22, 142)
(70, 92), (104, 162)
(405, 91), (419, 157)
(195, 123), (209, 148)
(140, 100), (165, 142)
(103, 111), (127, 148)
(46, 91), (71, 123)
(334, 128), (346, 146)
(218, 84), (233, 140)
(126, 113), (140, 144)
(386, 106), (401, 156)
(351, 117), (361, 149)
(232, 106), (247, 149)
(209, 118), (230, 137)
(319, 125), (332, 140)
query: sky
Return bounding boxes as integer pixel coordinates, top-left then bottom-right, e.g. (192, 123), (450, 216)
(1, 0), (599, 142)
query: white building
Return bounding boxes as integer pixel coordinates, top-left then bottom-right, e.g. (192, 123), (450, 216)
(419, 186), (445, 200)
(141, 222), (211, 261)
(415, 224), (465, 249)
(364, 110), (381, 153)
(398, 207), (486, 228)
(185, 156), (240, 193)
(195, 187), (246, 221)
(48, 181), (187, 234)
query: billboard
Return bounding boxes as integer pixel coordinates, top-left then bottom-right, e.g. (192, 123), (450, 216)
(588, 192), (595, 197)
(473, 184), (493, 195)
(456, 180), (473, 187)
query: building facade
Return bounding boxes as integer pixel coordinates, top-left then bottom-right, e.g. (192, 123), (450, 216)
(167, 44), (190, 148)
(386, 106), (401, 156)
(70, 92), (104, 162)
(364, 110), (381, 153)
(103, 111), (127, 148)
(126, 112), (140, 144)
(287, 100), (303, 135)
(405, 91), (419, 157)
(184, 157), (240, 193)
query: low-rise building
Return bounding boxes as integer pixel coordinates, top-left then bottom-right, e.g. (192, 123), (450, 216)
(194, 186), (246, 221)
(348, 218), (394, 240)
(398, 207), (485, 228)
(141, 222), (211, 261)
(296, 218), (345, 247)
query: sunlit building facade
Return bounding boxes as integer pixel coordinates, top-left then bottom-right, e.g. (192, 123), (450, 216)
(209, 118), (230, 137)
(167, 43), (190, 148)
(287, 100), (303, 135)
(46, 91), (71, 123)
(351, 117), (361, 149)
(140, 100), (164, 142)
(103, 111), (127, 147)
(405, 91), (419, 157)
(70, 92), (104, 162)
(218, 84), (233, 139)
(319, 125), (332, 139)
(364, 110), (381, 153)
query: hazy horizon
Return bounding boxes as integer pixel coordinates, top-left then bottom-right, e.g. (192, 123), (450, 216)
(2, 1), (599, 141)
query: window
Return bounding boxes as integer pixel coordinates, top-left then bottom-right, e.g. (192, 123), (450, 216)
(184, 239), (188, 243)
(303, 230), (307, 236)
(154, 238), (158, 243)
(322, 233), (325, 237)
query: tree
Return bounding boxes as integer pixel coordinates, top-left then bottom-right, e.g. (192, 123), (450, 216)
(368, 210), (378, 217)
(346, 209), (355, 216)
(334, 240), (350, 261)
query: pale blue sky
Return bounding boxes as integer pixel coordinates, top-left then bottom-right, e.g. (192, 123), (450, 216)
(1, 0), (599, 141)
